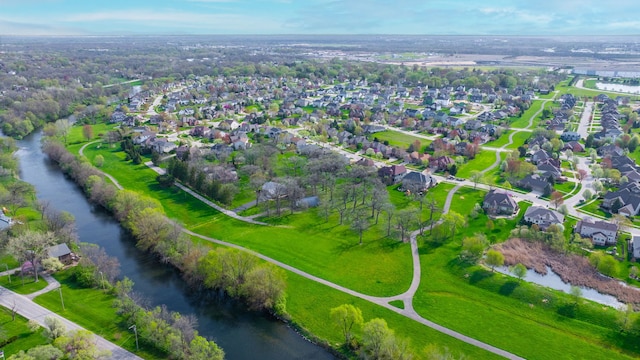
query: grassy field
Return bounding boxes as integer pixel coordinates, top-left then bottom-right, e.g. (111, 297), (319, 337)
(506, 131), (531, 150)
(483, 131), (512, 148)
(510, 100), (546, 129)
(68, 120), (640, 359)
(0, 307), (49, 358)
(457, 150), (498, 178)
(76, 143), (413, 297)
(0, 274), (49, 295)
(370, 130), (431, 152)
(409, 189), (639, 360)
(33, 269), (164, 359)
(285, 271), (502, 359)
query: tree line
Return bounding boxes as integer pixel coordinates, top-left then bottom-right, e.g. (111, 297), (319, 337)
(43, 139), (286, 314)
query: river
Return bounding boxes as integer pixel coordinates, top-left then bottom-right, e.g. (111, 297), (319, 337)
(16, 131), (334, 360)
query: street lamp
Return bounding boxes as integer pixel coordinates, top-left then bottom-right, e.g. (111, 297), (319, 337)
(58, 287), (65, 311)
(128, 325), (139, 351)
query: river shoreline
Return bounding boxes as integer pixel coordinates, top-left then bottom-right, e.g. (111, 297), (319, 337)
(17, 130), (335, 360)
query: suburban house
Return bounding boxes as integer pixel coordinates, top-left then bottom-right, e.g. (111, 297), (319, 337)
(47, 243), (73, 265)
(518, 174), (552, 195)
(575, 219), (618, 246)
(523, 206), (564, 230)
(560, 131), (581, 141)
(378, 165), (407, 185)
(602, 182), (640, 216)
(482, 190), (519, 216)
(401, 171), (437, 192)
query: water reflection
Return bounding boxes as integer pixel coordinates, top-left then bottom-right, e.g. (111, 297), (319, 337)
(495, 265), (624, 309)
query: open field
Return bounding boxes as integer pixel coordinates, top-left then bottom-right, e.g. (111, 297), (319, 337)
(457, 150), (498, 178)
(371, 130), (431, 151)
(77, 143), (414, 297)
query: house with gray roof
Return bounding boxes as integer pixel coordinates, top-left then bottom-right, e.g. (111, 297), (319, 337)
(575, 219), (618, 246)
(523, 206), (564, 230)
(483, 190), (519, 216)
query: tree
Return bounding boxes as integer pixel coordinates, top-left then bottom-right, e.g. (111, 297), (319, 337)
(441, 211), (466, 241)
(577, 169), (588, 182)
(3, 181), (35, 216)
(93, 154), (104, 168)
(350, 208), (370, 245)
(11, 345), (64, 360)
(54, 329), (111, 359)
(44, 316), (66, 341)
(395, 208), (417, 241)
(550, 191), (564, 210)
(82, 124), (93, 141)
(54, 119), (72, 145)
(570, 285), (582, 305)
(188, 336), (225, 360)
(7, 231), (57, 282)
(469, 170), (482, 189)
(460, 235), (487, 263)
(362, 318), (393, 359)
(240, 263), (286, 312)
(511, 263), (527, 282)
(330, 304), (364, 345)
(485, 249), (504, 272)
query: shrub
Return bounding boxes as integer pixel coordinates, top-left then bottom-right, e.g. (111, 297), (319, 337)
(42, 257), (64, 272)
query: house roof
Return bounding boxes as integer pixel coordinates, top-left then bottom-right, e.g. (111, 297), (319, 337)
(577, 219), (618, 233)
(524, 206), (564, 225)
(48, 243), (71, 258)
(484, 189), (518, 210)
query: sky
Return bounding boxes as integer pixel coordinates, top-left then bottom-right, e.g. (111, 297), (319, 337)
(1, 0), (639, 36)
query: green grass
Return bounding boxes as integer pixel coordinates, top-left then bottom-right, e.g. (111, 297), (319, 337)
(0, 274), (49, 295)
(285, 271), (501, 359)
(67, 123), (119, 145)
(577, 200), (611, 219)
(410, 203), (639, 360)
(506, 131), (531, 150)
(457, 151), (498, 178)
(370, 131), (431, 152)
(0, 307), (49, 357)
(77, 142), (413, 296)
(33, 269), (164, 359)
(510, 100), (545, 129)
(483, 131), (512, 148)
(554, 181), (577, 194)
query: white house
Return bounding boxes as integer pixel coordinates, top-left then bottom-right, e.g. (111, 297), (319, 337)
(575, 219), (618, 246)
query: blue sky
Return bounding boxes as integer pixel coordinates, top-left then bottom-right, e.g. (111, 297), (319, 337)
(0, 0), (638, 36)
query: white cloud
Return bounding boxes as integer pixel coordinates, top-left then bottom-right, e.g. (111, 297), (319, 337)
(61, 10), (286, 33)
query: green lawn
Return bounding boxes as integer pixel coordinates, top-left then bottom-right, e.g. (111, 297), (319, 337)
(483, 131), (512, 148)
(0, 307), (49, 358)
(370, 131), (431, 152)
(77, 143), (413, 297)
(506, 131), (531, 150)
(510, 100), (545, 129)
(66, 128), (640, 359)
(33, 269), (164, 359)
(0, 274), (48, 295)
(410, 196), (639, 359)
(457, 151), (498, 178)
(285, 271), (502, 359)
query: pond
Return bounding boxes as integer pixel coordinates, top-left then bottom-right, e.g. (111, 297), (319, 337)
(495, 265), (625, 309)
(595, 82), (640, 94)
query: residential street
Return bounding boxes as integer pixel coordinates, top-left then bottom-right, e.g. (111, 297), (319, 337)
(0, 272), (141, 360)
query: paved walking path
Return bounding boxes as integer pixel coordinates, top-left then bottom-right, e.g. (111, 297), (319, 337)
(78, 141), (124, 190)
(144, 162), (268, 226)
(0, 271), (141, 360)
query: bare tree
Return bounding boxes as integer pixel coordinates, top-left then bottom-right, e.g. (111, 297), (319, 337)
(6, 231), (57, 282)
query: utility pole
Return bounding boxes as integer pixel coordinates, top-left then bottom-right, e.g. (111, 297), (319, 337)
(58, 287), (65, 311)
